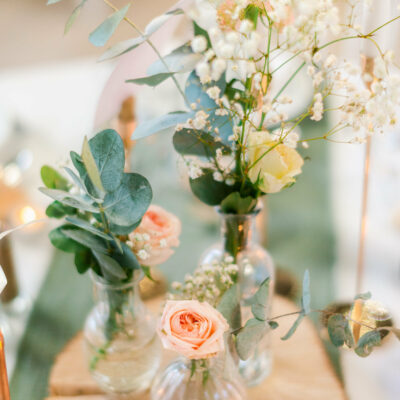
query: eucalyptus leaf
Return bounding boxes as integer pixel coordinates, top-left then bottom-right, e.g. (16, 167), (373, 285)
(63, 167), (88, 194)
(111, 241), (140, 271)
(127, 72), (176, 87)
(281, 312), (305, 341)
(248, 278), (270, 321)
(64, 0), (87, 34)
(217, 284), (241, 331)
(93, 251), (127, 281)
(147, 44), (202, 76)
(236, 319), (267, 360)
(82, 136), (105, 194)
(327, 314), (354, 348)
(141, 265), (155, 282)
(302, 270), (311, 315)
(173, 128), (231, 157)
(89, 4), (130, 47)
(268, 321), (279, 330)
(70, 151), (99, 199)
(39, 188), (98, 213)
(88, 129), (125, 192)
(74, 249), (94, 274)
(355, 331), (381, 357)
(61, 228), (108, 253)
(144, 9), (183, 36)
(220, 192), (257, 214)
(103, 173), (152, 227)
(65, 216), (113, 241)
(47, 0), (63, 4)
(109, 220), (141, 235)
(190, 169), (235, 206)
(99, 35), (147, 61)
(133, 112), (194, 140)
(49, 226), (86, 253)
(46, 201), (76, 219)
(41, 165), (69, 190)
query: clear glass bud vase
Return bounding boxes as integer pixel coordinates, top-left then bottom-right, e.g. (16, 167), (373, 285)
(83, 270), (161, 396)
(199, 206), (275, 386)
(151, 337), (246, 400)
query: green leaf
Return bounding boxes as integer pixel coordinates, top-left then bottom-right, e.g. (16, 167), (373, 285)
(103, 173), (152, 227)
(127, 72), (176, 87)
(302, 270), (311, 315)
(89, 4), (130, 47)
(144, 9), (184, 36)
(236, 319), (267, 360)
(109, 220), (141, 235)
(99, 35), (147, 61)
(88, 129), (125, 192)
(355, 292), (372, 301)
(248, 278), (270, 321)
(39, 188), (98, 213)
(193, 22), (211, 48)
(147, 43), (202, 75)
(61, 228), (108, 254)
(220, 192), (257, 214)
(74, 249), (94, 274)
(355, 331), (381, 357)
(268, 321), (279, 330)
(65, 216), (112, 241)
(64, 0), (87, 34)
(141, 265), (155, 282)
(93, 251), (127, 281)
(70, 151), (99, 199)
(40, 165), (69, 190)
(217, 284), (241, 331)
(327, 314), (354, 348)
(46, 201), (76, 219)
(111, 241), (140, 271)
(49, 226), (86, 253)
(133, 111), (194, 140)
(47, 0), (63, 4)
(281, 312), (305, 341)
(82, 136), (105, 194)
(190, 170), (235, 206)
(173, 128), (231, 158)
(244, 4), (260, 28)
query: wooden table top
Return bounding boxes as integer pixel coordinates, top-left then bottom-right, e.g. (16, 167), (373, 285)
(46, 296), (347, 400)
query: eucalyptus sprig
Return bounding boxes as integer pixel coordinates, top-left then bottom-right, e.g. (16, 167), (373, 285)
(40, 129), (153, 282)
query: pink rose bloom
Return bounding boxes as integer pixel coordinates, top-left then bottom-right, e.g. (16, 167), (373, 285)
(129, 205), (181, 267)
(158, 300), (229, 360)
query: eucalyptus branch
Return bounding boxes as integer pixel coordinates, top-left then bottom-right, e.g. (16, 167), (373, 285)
(102, 0), (189, 107)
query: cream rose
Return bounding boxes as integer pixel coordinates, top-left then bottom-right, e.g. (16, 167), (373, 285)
(158, 300), (229, 360)
(129, 205), (181, 267)
(247, 131), (304, 194)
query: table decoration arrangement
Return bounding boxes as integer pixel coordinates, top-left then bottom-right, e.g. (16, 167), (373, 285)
(38, 129), (181, 396)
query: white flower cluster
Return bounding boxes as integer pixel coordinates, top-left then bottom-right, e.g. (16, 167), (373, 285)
(169, 256), (240, 306)
(126, 233), (152, 261)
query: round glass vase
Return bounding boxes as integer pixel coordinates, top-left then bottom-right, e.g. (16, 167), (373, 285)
(151, 337), (246, 400)
(199, 206), (275, 386)
(83, 270), (161, 396)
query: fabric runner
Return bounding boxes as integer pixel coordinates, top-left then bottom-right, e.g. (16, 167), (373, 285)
(10, 118), (336, 399)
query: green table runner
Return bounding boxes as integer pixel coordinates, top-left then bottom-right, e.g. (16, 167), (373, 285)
(10, 118), (336, 399)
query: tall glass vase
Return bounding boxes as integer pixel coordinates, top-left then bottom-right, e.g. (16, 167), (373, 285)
(83, 270), (161, 396)
(151, 336), (246, 400)
(199, 206), (275, 386)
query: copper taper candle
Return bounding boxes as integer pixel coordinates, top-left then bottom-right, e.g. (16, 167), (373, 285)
(0, 332), (10, 400)
(118, 96), (137, 170)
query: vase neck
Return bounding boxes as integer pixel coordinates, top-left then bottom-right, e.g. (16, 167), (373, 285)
(218, 210), (260, 260)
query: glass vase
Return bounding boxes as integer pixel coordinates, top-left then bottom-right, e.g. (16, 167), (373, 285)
(151, 337), (246, 400)
(83, 270), (161, 396)
(199, 206), (275, 386)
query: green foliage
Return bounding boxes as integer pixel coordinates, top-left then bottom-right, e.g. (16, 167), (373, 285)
(281, 312), (305, 341)
(220, 192), (257, 214)
(89, 4), (130, 47)
(190, 170), (235, 206)
(133, 111), (194, 140)
(217, 284), (241, 331)
(47, 0), (63, 4)
(93, 251), (127, 281)
(355, 331), (381, 357)
(355, 292), (372, 301)
(244, 4), (260, 28)
(46, 201), (76, 219)
(236, 319), (267, 360)
(127, 72), (176, 87)
(193, 22), (212, 48)
(61, 228), (109, 254)
(144, 9), (184, 36)
(49, 226), (86, 253)
(74, 249), (95, 274)
(82, 136), (105, 195)
(141, 265), (154, 282)
(99, 36), (147, 62)
(249, 278), (270, 321)
(173, 128), (231, 158)
(65, 216), (113, 241)
(301, 270), (311, 315)
(64, 0), (87, 34)
(327, 314), (354, 348)
(41, 165), (69, 190)
(103, 173), (152, 227)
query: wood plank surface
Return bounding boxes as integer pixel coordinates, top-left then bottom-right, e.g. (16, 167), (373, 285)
(47, 296), (347, 400)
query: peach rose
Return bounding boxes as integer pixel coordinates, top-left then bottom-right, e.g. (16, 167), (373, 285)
(129, 205), (181, 267)
(158, 300), (229, 360)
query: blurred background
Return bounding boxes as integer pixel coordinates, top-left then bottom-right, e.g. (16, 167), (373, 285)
(0, 0), (399, 399)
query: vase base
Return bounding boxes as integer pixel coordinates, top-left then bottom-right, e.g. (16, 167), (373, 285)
(239, 350), (273, 387)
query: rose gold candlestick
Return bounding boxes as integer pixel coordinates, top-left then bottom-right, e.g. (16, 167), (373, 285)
(0, 332), (10, 400)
